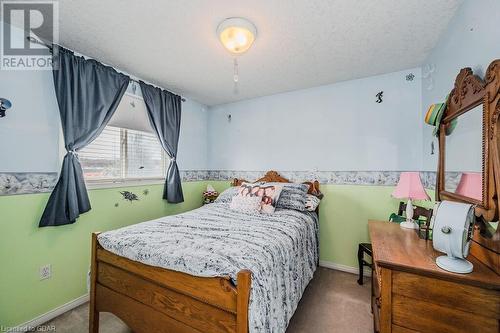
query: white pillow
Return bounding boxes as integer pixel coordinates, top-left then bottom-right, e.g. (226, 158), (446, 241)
(305, 194), (321, 211)
(229, 195), (262, 214)
(236, 182), (284, 214)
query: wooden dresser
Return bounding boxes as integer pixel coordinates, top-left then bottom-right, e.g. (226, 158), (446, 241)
(369, 220), (500, 333)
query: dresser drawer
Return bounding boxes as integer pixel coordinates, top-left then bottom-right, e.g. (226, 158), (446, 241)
(392, 271), (500, 318)
(392, 294), (499, 333)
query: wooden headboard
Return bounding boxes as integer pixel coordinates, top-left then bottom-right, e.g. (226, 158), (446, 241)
(231, 170), (322, 197)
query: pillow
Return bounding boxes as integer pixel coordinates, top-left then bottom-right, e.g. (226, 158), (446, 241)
(273, 183), (309, 211)
(305, 194), (321, 211)
(229, 195), (262, 214)
(214, 187), (239, 203)
(236, 182), (283, 214)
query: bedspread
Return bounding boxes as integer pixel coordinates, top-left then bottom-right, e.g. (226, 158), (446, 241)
(98, 202), (319, 333)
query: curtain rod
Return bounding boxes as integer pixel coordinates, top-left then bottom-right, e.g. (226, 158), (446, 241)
(27, 36), (186, 102)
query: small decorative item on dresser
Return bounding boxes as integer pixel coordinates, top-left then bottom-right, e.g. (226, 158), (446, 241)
(391, 172), (430, 229)
(203, 184), (219, 204)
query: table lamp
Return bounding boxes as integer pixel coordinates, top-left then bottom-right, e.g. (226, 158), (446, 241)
(455, 172), (482, 201)
(392, 172), (431, 229)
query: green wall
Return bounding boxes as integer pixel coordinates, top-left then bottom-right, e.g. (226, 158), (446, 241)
(0, 181), (207, 328)
(318, 185), (433, 266)
(0, 180), (433, 328)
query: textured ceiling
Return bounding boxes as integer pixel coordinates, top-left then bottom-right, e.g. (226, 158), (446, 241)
(40, 0), (460, 105)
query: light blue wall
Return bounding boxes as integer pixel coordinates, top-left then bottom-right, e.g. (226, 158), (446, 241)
(0, 23), (209, 173)
(421, 0), (500, 171)
(207, 68), (422, 171)
(178, 99), (208, 170)
(0, 26), (60, 172)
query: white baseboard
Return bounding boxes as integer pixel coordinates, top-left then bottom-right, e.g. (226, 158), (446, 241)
(8, 294), (89, 333)
(319, 260), (371, 277)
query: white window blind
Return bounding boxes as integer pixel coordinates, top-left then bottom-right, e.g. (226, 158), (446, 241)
(79, 126), (167, 182)
(125, 128), (165, 179)
(79, 126), (121, 180)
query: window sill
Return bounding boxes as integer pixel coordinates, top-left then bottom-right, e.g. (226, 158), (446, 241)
(85, 178), (165, 190)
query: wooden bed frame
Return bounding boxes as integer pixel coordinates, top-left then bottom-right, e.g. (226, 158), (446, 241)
(231, 170), (322, 197)
(90, 233), (251, 333)
(89, 171), (320, 333)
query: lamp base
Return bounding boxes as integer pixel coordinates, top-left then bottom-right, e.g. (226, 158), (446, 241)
(436, 255), (473, 274)
(400, 220), (419, 229)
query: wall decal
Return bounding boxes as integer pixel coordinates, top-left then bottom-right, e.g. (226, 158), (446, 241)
(405, 73), (415, 81)
(375, 91), (383, 103)
(114, 203), (119, 207)
(120, 191), (139, 202)
(143, 189), (149, 196)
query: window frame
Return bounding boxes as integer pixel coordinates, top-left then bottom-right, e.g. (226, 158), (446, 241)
(80, 126), (169, 189)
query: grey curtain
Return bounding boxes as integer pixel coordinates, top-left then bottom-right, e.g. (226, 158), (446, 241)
(139, 81), (184, 203)
(39, 46), (129, 227)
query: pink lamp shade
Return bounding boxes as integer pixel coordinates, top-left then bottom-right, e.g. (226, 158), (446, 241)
(455, 172), (482, 201)
(392, 172), (430, 200)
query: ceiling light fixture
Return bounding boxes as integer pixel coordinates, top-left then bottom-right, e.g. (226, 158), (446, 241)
(217, 17), (257, 90)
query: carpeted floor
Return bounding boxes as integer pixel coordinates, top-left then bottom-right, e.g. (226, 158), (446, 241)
(40, 268), (372, 333)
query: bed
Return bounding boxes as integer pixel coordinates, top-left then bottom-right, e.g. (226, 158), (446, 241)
(89, 171), (321, 333)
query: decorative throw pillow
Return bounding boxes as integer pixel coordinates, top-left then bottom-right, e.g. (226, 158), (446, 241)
(214, 187), (239, 203)
(236, 182), (283, 214)
(229, 195), (262, 214)
(305, 194), (321, 211)
(273, 183), (309, 211)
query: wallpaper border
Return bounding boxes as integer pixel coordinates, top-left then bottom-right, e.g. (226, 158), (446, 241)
(0, 173), (59, 196)
(0, 170), (449, 196)
(205, 170), (439, 189)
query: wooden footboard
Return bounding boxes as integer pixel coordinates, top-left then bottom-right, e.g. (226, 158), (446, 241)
(89, 233), (252, 333)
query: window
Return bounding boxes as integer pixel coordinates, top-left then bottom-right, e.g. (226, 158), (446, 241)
(79, 126), (167, 183)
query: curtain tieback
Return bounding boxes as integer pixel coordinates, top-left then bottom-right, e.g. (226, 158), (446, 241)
(170, 157), (176, 162)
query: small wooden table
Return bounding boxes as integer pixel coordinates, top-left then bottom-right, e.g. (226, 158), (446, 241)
(369, 220), (500, 333)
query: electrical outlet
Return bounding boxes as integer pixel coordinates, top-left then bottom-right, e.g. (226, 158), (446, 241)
(39, 264), (52, 280)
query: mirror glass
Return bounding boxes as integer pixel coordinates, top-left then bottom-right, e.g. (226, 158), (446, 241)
(444, 104), (483, 201)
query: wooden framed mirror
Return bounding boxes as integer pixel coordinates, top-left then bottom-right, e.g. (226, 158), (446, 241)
(437, 68), (490, 215)
(437, 59), (500, 274)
